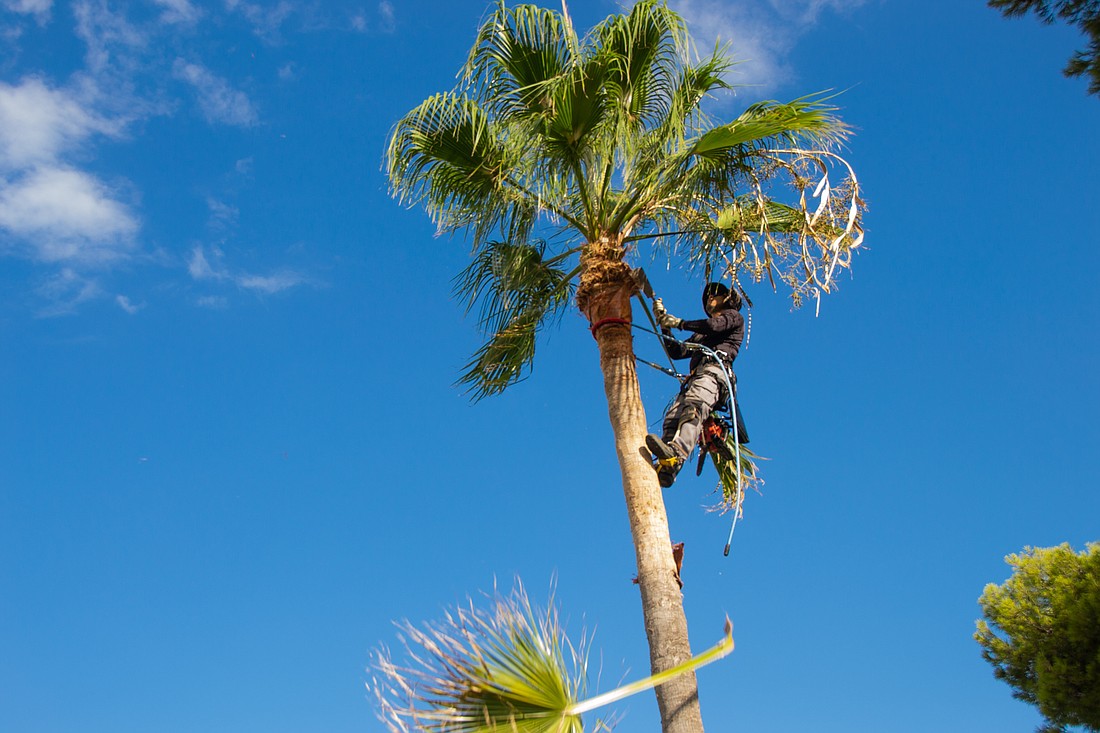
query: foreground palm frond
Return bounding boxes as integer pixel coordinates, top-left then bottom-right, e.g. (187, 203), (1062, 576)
(370, 584), (734, 733)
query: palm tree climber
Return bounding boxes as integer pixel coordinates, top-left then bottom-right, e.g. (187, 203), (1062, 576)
(647, 281), (747, 489)
(384, 2), (864, 732)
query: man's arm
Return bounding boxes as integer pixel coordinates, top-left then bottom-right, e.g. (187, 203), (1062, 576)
(680, 310), (742, 335)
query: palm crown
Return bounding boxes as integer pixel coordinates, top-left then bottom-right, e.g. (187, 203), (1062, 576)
(387, 0), (863, 400)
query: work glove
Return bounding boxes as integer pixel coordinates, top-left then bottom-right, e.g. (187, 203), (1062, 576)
(657, 309), (684, 330)
(653, 298), (667, 318)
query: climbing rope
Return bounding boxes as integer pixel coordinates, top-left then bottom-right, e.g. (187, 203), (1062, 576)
(630, 318), (745, 557)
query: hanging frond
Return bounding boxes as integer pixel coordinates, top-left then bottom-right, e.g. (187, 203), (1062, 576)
(454, 240), (577, 399)
(387, 92), (517, 242)
(369, 582), (735, 733)
(707, 442), (764, 514)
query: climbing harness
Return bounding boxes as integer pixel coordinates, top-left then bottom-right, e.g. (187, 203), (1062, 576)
(630, 268), (749, 557)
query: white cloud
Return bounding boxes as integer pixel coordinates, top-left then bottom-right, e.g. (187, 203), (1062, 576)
(187, 244), (226, 280)
(0, 77), (140, 316)
(237, 271), (304, 294)
(115, 294), (143, 313)
(767, 0), (867, 25)
(671, 0), (793, 93)
(670, 0), (866, 93)
(206, 197), (239, 229)
(224, 0), (295, 42)
(35, 268), (102, 316)
(73, 0), (148, 74)
(377, 1), (394, 33)
(188, 244), (307, 296)
(4, 0), (52, 20)
(172, 59), (259, 127)
(152, 0), (201, 25)
(0, 77), (121, 170)
(196, 294), (228, 308)
(0, 166), (138, 263)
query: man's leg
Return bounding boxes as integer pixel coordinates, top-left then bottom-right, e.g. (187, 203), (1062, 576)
(647, 366), (722, 487)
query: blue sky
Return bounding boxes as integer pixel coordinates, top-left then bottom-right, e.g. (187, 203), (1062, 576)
(1, 1), (1098, 732)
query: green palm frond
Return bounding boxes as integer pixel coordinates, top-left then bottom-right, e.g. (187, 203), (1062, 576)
(371, 584), (584, 733)
(540, 57), (609, 165)
(707, 442), (764, 513)
(594, 0), (688, 129)
(454, 240), (577, 399)
(464, 1), (575, 120)
(370, 582), (735, 733)
(387, 0), (867, 395)
(689, 93), (848, 160)
(651, 49), (731, 153)
(387, 92), (515, 241)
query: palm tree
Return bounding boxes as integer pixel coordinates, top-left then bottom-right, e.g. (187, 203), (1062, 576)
(385, 2), (863, 731)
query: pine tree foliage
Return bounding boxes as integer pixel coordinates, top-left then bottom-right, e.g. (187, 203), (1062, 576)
(975, 543), (1100, 733)
(988, 0), (1100, 97)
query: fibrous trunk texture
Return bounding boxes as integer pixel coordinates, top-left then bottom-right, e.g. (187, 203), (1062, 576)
(583, 277), (704, 733)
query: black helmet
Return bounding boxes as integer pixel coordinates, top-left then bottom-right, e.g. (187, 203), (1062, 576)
(702, 281), (742, 312)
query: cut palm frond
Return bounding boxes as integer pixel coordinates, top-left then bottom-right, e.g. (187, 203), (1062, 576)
(708, 441), (764, 514)
(370, 582), (734, 733)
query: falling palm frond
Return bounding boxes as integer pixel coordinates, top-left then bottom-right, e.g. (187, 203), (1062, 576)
(370, 582), (735, 733)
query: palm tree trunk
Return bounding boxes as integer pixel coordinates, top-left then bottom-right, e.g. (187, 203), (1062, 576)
(585, 281), (705, 733)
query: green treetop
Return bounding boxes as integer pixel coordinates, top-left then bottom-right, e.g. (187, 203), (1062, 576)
(976, 542), (1100, 732)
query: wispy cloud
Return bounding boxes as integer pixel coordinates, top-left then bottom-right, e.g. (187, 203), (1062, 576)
(3, 0), (52, 21)
(73, 0), (148, 74)
(670, 0), (866, 94)
(377, 1), (394, 33)
(224, 0), (295, 42)
(1, 0), (321, 315)
(188, 244), (308, 297)
(196, 294), (228, 309)
(152, 0), (201, 25)
(172, 59), (259, 127)
(768, 0), (868, 25)
(206, 197), (239, 230)
(34, 268), (102, 317)
(236, 271), (305, 294)
(187, 244), (226, 281)
(349, 1), (395, 34)
(115, 294), (143, 314)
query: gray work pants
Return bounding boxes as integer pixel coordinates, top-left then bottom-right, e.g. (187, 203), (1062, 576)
(662, 361), (731, 458)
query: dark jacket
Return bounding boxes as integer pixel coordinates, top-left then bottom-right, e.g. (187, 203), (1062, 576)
(664, 309), (744, 372)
